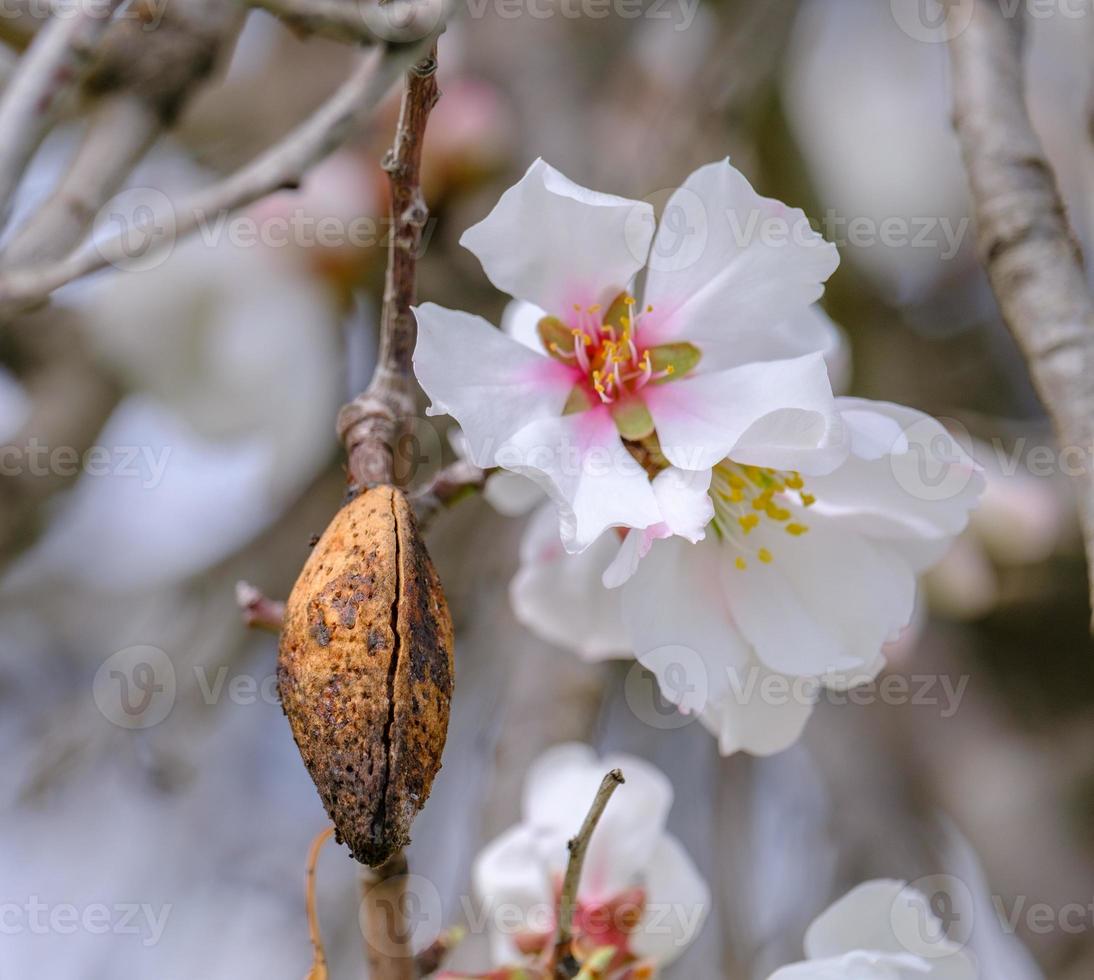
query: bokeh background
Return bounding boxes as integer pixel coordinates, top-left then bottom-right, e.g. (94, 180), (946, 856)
(2, 0), (1094, 976)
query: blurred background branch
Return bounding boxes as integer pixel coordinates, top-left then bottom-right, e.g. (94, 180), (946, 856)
(948, 0), (1094, 628)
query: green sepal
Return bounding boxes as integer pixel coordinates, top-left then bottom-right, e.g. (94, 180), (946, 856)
(563, 384), (595, 415)
(610, 397), (655, 441)
(648, 341), (701, 381)
(538, 315), (576, 363)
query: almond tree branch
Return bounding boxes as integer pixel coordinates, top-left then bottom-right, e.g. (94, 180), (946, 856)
(948, 0), (1094, 627)
(1, 0), (244, 270)
(552, 768), (626, 979)
(234, 580), (286, 632)
(0, 0), (125, 223)
(359, 852), (417, 980)
(250, 0), (446, 45)
(338, 45), (440, 490)
(0, 34), (439, 316)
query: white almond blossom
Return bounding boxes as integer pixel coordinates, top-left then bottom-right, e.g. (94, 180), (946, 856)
(768, 879), (976, 979)
(414, 157), (843, 552)
(472, 743), (709, 975)
(494, 398), (981, 756)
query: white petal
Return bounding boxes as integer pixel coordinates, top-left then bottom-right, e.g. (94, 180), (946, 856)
(460, 158), (654, 313)
(510, 504), (629, 660)
(630, 835), (711, 965)
(501, 298), (548, 352)
(472, 824), (554, 966)
(807, 399), (984, 568)
(768, 950), (935, 979)
(644, 353), (846, 473)
(497, 408), (663, 552)
(521, 743), (674, 902)
(723, 519), (916, 677)
(640, 160), (839, 365)
(601, 467), (713, 589)
(484, 471), (545, 516)
(700, 664), (818, 758)
(651, 466), (714, 542)
(805, 880), (976, 980)
(412, 303), (576, 466)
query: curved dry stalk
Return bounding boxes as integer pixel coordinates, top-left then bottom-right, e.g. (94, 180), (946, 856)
(552, 769), (626, 979)
(306, 825), (336, 980)
(948, 0), (1094, 626)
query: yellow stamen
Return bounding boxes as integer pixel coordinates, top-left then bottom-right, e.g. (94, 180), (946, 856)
(758, 548), (773, 563)
(800, 493), (816, 507)
(786, 523), (809, 536)
(735, 556), (747, 571)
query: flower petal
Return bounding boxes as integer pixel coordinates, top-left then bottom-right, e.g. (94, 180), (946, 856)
(472, 824), (555, 966)
(413, 302), (576, 466)
(521, 743), (674, 901)
(644, 353), (846, 473)
(805, 880), (976, 979)
(511, 503), (629, 660)
(602, 467), (713, 588)
(640, 160), (839, 364)
(501, 298), (548, 352)
(807, 399), (984, 570)
(722, 518), (916, 677)
(630, 835), (711, 965)
(496, 408), (663, 552)
(460, 158), (654, 313)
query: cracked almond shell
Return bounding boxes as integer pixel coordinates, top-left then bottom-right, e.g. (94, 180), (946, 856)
(277, 485), (454, 866)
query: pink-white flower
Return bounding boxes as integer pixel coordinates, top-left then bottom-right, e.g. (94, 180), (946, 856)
(414, 158), (843, 551)
(768, 879), (976, 979)
(472, 743), (709, 974)
(497, 401), (982, 756)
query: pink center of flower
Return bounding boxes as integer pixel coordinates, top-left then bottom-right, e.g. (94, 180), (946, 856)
(551, 297), (674, 404)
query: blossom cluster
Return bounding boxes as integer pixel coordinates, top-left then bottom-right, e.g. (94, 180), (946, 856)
(458, 745), (976, 978)
(414, 158), (982, 756)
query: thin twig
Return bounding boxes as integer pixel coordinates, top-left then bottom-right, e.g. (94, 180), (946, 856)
(235, 580), (286, 632)
(338, 45), (440, 490)
(0, 35), (438, 315)
(305, 825), (336, 980)
(359, 851), (417, 980)
(410, 459), (485, 526)
(552, 769), (626, 978)
(948, 0), (1094, 627)
(0, 0), (125, 223)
